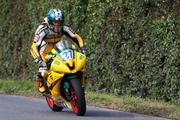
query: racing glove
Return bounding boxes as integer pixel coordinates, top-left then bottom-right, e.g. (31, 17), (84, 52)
(35, 57), (47, 69)
(80, 46), (90, 57)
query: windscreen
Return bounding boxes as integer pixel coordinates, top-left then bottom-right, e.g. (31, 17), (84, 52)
(55, 39), (74, 61)
(56, 39), (70, 51)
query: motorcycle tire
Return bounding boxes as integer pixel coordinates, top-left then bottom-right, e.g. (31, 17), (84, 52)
(70, 78), (86, 116)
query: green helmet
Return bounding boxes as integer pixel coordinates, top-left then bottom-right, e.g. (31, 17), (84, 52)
(47, 9), (64, 32)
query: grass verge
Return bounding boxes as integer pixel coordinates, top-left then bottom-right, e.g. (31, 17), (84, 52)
(0, 79), (179, 120)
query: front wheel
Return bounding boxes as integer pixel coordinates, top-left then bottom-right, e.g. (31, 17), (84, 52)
(70, 78), (86, 116)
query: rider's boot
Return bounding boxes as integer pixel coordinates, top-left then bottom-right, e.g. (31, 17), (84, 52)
(36, 75), (46, 93)
(36, 71), (50, 96)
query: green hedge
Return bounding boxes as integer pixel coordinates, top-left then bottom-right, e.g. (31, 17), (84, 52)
(0, 0), (179, 104)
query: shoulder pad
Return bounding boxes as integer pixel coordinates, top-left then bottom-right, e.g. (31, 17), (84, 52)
(35, 25), (48, 35)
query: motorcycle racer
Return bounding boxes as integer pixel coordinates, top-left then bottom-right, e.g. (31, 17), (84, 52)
(30, 8), (89, 94)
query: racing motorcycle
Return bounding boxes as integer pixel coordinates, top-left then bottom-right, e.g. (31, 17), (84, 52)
(44, 40), (87, 116)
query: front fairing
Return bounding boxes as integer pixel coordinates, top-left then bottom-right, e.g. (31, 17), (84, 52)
(50, 49), (87, 73)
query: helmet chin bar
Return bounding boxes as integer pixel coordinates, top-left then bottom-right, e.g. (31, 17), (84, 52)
(49, 25), (62, 33)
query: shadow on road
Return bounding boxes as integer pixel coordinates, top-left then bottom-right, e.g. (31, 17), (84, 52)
(85, 109), (135, 118)
(43, 108), (135, 118)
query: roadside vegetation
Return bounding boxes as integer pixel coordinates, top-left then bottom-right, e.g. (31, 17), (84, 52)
(0, 0), (179, 119)
(0, 79), (179, 120)
(0, 0), (179, 104)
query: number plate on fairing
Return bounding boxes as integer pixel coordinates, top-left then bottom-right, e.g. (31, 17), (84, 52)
(59, 49), (74, 61)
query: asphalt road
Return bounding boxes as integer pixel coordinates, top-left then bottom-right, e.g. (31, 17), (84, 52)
(0, 95), (169, 120)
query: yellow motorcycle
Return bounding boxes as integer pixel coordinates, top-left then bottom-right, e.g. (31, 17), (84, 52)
(44, 40), (87, 116)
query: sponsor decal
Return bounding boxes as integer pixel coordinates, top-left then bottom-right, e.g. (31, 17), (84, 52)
(54, 61), (60, 65)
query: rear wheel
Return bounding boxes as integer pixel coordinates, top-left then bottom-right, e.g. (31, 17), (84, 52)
(45, 96), (63, 112)
(70, 78), (86, 116)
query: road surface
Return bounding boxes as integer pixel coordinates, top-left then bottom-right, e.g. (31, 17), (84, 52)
(0, 95), (169, 120)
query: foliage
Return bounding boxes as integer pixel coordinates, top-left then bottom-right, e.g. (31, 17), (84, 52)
(0, 0), (179, 103)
